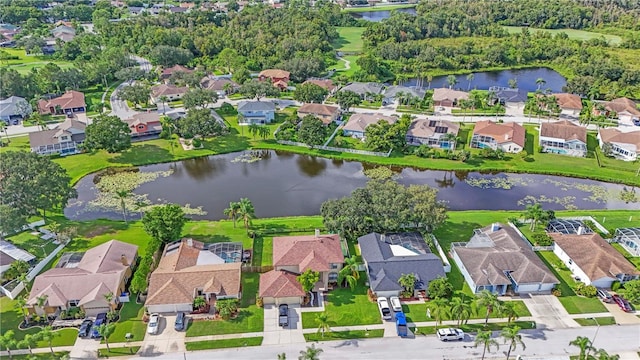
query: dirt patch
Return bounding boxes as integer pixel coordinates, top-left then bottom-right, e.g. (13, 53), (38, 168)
(83, 225), (115, 238)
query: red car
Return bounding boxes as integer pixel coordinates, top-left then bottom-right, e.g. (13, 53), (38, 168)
(612, 294), (633, 312)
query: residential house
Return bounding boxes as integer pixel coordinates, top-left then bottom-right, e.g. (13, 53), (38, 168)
(550, 232), (640, 288)
(383, 86), (426, 105)
(146, 239), (242, 313)
(169, 6), (188, 13)
(0, 23), (20, 46)
(0, 240), (36, 278)
(433, 88), (469, 108)
(29, 118), (86, 156)
(554, 93), (583, 118)
(297, 103), (341, 125)
(37, 90), (86, 115)
(471, 120), (525, 153)
(151, 84), (189, 104)
(200, 77), (239, 97)
(302, 79), (337, 95)
(488, 87), (528, 106)
(358, 233), (446, 298)
(27, 240), (137, 316)
(598, 128), (640, 161)
(405, 119), (460, 150)
(539, 120), (587, 157)
(128, 6), (144, 15)
(125, 112), (163, 138)
(342, 113), (397, 138)
(602, 97), (640, 124)
(258, 69), (290, 84)
(451, 223), (559, 295)
(237, 101), (276, 125)
(259, 231), (344, 305)
(612, 228), (640, 257)
(51, 25), (75, 42)
(0, 96), (31, 124)
(339, 82), (384, 99)
(160, 64), (193, 81)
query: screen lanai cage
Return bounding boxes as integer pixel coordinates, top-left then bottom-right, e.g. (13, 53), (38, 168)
(545, 219), (594, 235)
(613, 228), (640, 256)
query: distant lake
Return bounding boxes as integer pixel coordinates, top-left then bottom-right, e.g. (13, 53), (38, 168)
(349, 8), (417, 22)
(404, 68), (567, 93)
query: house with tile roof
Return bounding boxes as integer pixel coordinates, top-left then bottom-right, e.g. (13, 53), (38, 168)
(150, 84), (189, 103)
(554, 93), (583, 118)
(160, 64), (193, 80)
(342, 113), (397, 138)
(598, 128), (640, 161)
(302, 79), (337, 94)
(259, 231), (344, 305)
(125, 112), (163, 138)
(451, 223), (558, 295)
(146, 239), (242, 313)
(601, 97), (640, 124)
(358, 233), (445, 298)
(432, 88), (469, 108)
(406, 119), (460, 150)
(258, 69), (290, 84)
(539, 120), (587, 157)
(200, 77), (239, 97)
(29, 118), (86, 156)
(471, 120), (525, 153)
(550, 232), (640, 288)
(37, 90), (86, 115)
(297, 103), (341, 125)
(27, 240), (137, 316)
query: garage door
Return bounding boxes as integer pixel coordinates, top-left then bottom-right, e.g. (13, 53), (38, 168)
(275, 297), (301, 306)
(84, 306), (110, 317)
(147, 303), (192, 313)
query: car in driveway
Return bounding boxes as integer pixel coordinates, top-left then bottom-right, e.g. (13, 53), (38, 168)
(377, 297), (392, 320)
(389, 296), (402, 312)
(78, 319), (93, 338)
(147, 313), (160, 334)
(278, 304), (289, 328)
(174, 312), (186, 331)
(437, 328), (464, 341)
(612, 294), (633, 312)
(596, 289), (613, 303)
(90, 313), (107, 339)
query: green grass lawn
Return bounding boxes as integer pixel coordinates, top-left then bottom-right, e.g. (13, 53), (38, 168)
(574, 317), (616, 326)
(98, 346), (141, 358)
(185, 336), (263, 351)
(1, 48), (75, 74)
(502, 26), (622, 44)
(107, 300), (146, 343)
(6, 231), (58, 261)
(5, 351), (71, 359)
(303, 329), (384, 342)
(301, 277), (380, 329)
(402, 300), (530, 323)
(413, 320), (536, 335)
(333, 27), (366, 53)
(334, 55), (362, 78)
(611, 244), (640, 269)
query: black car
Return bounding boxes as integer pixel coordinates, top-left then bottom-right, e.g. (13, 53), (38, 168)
(78, 319), (93, 338)
(174, 312), (186, 331)
(278, 304), (289, 327)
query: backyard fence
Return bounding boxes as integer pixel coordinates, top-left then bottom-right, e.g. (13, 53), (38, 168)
(508, 222), (554, 251)
(428, 234), (451, 273)
(241, 265), (274, 273)
(277, 140), (392, 157)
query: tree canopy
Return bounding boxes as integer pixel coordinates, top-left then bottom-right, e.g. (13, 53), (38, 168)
(84, 114), (132, 153)
(298, 115), (326, 147)
(177, 108), (226, 139)
(294, 83), (328, 104)
(142, 204), (187, 243)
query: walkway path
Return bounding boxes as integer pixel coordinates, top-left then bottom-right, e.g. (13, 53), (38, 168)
(337, 56), (351, 71)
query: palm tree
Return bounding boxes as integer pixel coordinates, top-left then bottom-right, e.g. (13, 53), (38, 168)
(39, 326), (59, 354)
(398, 273), (417, 297)
(223, 201), (241, 228)
(337, 256), (359, 290)
(98, 323), (116, 352)
(449, 296), (471, 326)
(104, 292), (114, 313)
(277, 353), (287, 360)
(430, 298), (450, 330)
(115, 189), (131, 224)
(158, 95), (169, 114)
(36, 295), (48, 317)
(475, 330), (500, 360)
(523, 203), (546, 231)
(570, 336), (595, 360)
(0, 330), (16, 359)
(501, 325), (525, 360)
(593, 348), (620, 360)
(476, 290), (502, 327)
(14, 296), (29, 325)
(298, 344), (323, 360)
(237, 198), (255, 234)
(502, 301), (519, 324)
(315, 312), (331, 338)
(193, 296), (206, 310)
(18, 334), (40, 355)
(248, 123), (260, 139)
(447, 75), (457, 89)
(536, 78), (546, 91)
(466, 73), (475, 91)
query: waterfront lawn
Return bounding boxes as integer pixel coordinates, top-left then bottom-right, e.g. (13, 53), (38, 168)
(574, 317), (616, 326)
(185, 337), (263, 351)
(612, 244), (640, 270)
(401, 300), (530, 323)
(6, 231), (58, 261)
(107, 300), (146, 343)
(301, 277), (380, 329)
(98, 346), (141, 358)
(304, 329), (384, 342)
(333, 27), (365, 53)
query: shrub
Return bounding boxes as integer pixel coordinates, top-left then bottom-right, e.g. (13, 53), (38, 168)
(531, 233), (554, 246)
(367, 288), (377, 302)
(414, 145), (434, 158)
(256, 296), (263, 308)
(611, 281), (622, 291)
(582, 285), (597, 298)
(552, 287), (561, 297)
(191, 138), (202, 148)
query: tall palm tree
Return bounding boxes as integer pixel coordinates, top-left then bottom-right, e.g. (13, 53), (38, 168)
(39, 326), (59, 354)
(18, 334), (40, 355)
(298, 344), (323, 360)
(466, 73), (475, 91)
(223, 201), (241, 228)
(0, 330), (16, 359)
(475, 330), (500, 360)
(570, 336), (595, 360)
(502, 301), (519, 324)
(104, 292), (114, 313)
(158, 95), (169, 114)
(36, 295), (48, 317)
(447, 75), (457, 89)
(14, 296), (29, 325)
(398, 273), (417, 297)
(98, 323), (116, 352)
(536, 78), (546, 91)
(430, 298), (450, 330)
(315, 312), (331, 338)
(476, 290), (502, 327)
(341, 256), (359, 279)
(237, 198), (255, 234)
(427, 74), (433, 90)
(501, 325), (526, 360)
(115, 189), (131, 224)
(449, 296), (471, 326)
(523, 203), (546, 231)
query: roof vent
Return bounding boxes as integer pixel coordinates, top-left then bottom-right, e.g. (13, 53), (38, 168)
(577, 226), (585, 235)
(187, 238), (193, 247)
(315, 229), (320, 238)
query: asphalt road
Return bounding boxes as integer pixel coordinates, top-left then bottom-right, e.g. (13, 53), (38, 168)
(130, 325), (640, 360)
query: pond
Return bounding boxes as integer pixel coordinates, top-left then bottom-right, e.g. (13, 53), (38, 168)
(65, 151), (638, 221)
(404, 68), (567, 93)
(348, 8), (417, 22)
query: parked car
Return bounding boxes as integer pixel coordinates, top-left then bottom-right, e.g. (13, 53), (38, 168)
(147, 313), (160, 335)
(395, 312), (408, 337)
(278, 304), (289, 328)
(377, 297), (392, 320)
(389, 296), (402, 312)
(612, 295), (633, 312)
(174, 312), (186, 331)
(78, 319), (93, 338)
(90, 313), (107, 339)
(437, 328), (464, 341)
(596, 289), (613, 303)
(633, 118), (640, 126)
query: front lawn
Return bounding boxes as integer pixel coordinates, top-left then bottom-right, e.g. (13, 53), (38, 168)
(98, 346), (141, 358)
(303, 329), (384, 342)
(107, 300), (146, 343)
(8, 351), (71, 359)
(413, 320), (536, 335)
(574, 317), (616, 326)
(185, 336), (263, 351)
(402, 300), (530, 323)
(301, 277), (380, 329)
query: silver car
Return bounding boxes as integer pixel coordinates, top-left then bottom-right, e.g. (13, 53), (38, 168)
(147, 313), (160, 335)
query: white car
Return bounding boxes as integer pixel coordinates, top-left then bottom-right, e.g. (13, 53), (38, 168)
(147, 313), (160, 335)
(389, 296), (402, 312)
(377, 297), (392, 320)
(437, 328), (464, 341)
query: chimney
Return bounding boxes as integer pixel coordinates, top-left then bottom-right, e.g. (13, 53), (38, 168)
(491, 223), (501, 232)
(380, 234), (386, 242)
(187, 238), (193, 247)
(577, 226), (585, 235)
(121, 254), (128, 266)
(315, 229), (320, 238)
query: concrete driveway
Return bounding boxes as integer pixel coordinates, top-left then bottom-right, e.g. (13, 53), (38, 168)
(69, 336), (98, 360)
(110, 80), (139, 120)
(521, 294), (578, 329)
(139, 314), (186, 356)
(603, 301), (640, 324)
(262, 304), (305, 345)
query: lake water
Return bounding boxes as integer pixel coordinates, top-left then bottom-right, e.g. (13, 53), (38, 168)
(404, 68), (567, 93)
(349, 8), (417, 22)
(65, 151), (637, 221)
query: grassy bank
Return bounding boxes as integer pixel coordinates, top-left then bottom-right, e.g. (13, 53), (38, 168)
(413, 320), (536, 335)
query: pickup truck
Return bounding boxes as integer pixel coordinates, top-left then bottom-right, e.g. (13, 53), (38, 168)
(396, 312), (408, 337)
(278, 304), (289, 328)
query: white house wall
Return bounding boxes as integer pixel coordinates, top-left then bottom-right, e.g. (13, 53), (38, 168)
(375, 290), (400, 299)
(498, 141), (522, 153)
(517, 282), (555, 294)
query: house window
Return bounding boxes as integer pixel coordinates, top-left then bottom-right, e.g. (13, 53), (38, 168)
(330, 263), (339, 269)
(137, 125), (144, 130)
(328, 272), (338, 282)
(68, 300), (79, 307)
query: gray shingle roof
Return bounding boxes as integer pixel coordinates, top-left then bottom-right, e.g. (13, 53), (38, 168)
(0, 96), (29, 117)
(237, 101), (276, 112)
(340, 82), (384, 96)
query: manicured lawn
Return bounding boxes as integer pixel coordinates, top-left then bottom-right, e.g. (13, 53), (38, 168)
(612, 244), (640, 269)
(185, 336), (263, 351)
(0, 297), (74, 348)
(7, 351), (70, 359)
(402, 300), (530, 323)
(574, 317), (616, 326)
(301, 277), (380, 329)
(413, 320), (536, 335)
(1, 48), (75, 74)
(107, 300), (146, 343)
(6, 231), (58, 261)
(304, 329), (384, 342)
(334, 55), (361, 78)
(332, 27), (365, 53)
(502, 26), (622, 44)
(98, 346), (141, 358)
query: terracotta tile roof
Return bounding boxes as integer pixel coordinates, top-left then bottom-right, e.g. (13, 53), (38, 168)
(342, 113), (397, 133)
(125, 112), (161, 127)
(554, 93), (583, 110)
(605, 98), (640, 115)
(258, 69), (290, 79)
(303, 79), (336, 92)
(599, 128), (640, 150)
(297, 103), (340, 122)
(473, 120), (525, 148)
(272, 234), (343, 272)
(151, 84), (189, 97)
(259, 270), (305, 298)
(432, 88), (469, 102)
(406, 119), (459, 138)
(37, 90), (86, 112)
(161, 65), (193, 77)
(550, 233), (640, 281)
(540, 120), (587, 143)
